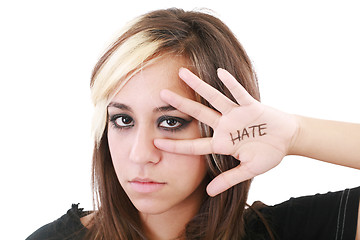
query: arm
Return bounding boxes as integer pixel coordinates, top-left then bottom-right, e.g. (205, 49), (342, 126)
(290, 115), (360, 169)
(291, 117), (360, 237)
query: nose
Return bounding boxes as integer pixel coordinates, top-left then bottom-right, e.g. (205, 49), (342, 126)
(129, 126), (161, 164)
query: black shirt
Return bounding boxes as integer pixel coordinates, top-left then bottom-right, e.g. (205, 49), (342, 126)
(26, 187), (360, 240)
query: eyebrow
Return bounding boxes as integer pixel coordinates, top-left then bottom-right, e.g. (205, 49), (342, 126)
(108, 102), (132, 111)
(154, 105), (177, 113)
(107, 102), (177, 113)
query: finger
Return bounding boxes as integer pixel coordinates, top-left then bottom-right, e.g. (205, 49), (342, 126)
(217, 68), (256, 106)
(206, 165), (254, 196)
(154, 137), (213, 155)
(179, 68), (237, 114)
(160, 89), (220, 128)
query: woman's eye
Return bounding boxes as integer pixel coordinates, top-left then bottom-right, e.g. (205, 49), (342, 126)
(159, 118), (182, 128)
(110, 115), (134, 128)
(158, 116), (191, 131)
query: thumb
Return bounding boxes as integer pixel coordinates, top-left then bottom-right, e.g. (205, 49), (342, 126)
(206, 166), (254, 196)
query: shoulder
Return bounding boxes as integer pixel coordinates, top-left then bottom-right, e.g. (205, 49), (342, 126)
(26, 204), (92, 240)
(261, 186), (360, 240)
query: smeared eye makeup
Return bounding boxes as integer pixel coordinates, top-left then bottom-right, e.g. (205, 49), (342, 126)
(157, 115), (192, 132)
(109, 114), (134, 129)
(108, 114), (192, 132)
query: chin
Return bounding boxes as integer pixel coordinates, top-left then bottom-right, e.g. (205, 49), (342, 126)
(131, 198), (170, 215)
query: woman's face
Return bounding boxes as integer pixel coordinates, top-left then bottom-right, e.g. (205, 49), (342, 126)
(107, 56), (207, 218)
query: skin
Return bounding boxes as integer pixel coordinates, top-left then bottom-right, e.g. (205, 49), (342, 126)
(154, 67), (360, 237)
(107, 56), (207, 239)
(155, 68), (298, 196)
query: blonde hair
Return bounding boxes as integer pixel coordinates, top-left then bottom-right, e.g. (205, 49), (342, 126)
(91, 32), (162, 145)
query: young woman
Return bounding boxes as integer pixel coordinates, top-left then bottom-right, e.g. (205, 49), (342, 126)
(26, 8), (359, 240)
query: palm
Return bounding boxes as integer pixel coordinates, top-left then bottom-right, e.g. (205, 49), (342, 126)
(155, 68), (298, 196)
(213, 102), (291, 175)
(211, 104), (266, 156)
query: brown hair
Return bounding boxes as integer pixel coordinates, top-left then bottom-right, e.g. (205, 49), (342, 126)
(87, 8), (269, 239)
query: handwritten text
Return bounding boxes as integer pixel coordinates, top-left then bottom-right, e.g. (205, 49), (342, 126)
(230, 123), (267, 145)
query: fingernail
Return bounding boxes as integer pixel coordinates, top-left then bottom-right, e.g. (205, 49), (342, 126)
(179, 67), (187, 79)
(217, 68), (225, 75)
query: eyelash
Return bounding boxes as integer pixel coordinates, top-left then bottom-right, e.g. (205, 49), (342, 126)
(109, 114), (134, 129)
(109, 114), (191, 132)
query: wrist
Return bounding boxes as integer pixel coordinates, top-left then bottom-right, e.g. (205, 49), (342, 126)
(287, 114), (303, 156)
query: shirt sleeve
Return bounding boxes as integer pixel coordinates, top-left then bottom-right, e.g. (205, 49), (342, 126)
(263, 186), (360, 240)
(25, 204), (87, 240)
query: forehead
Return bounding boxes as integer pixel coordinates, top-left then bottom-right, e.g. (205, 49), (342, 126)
(112, 56), (195, 101)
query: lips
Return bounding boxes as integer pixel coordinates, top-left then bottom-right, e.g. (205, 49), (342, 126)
(129, 178), (166, 193)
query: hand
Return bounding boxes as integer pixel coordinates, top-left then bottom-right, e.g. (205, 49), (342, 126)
(154, 68), (299, 196)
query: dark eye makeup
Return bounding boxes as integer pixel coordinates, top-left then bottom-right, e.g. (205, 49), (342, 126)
(109, 114), (134, 129)
(157, 115), (192, 132)
(108, 114), (192, 132)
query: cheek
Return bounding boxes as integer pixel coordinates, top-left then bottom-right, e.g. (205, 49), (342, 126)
(107, 130), (129, 173)
(165, 153), (207, 185)
(108, 131), (119, 159)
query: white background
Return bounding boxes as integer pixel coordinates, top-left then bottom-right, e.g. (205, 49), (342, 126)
(1, 0), (359, 239)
